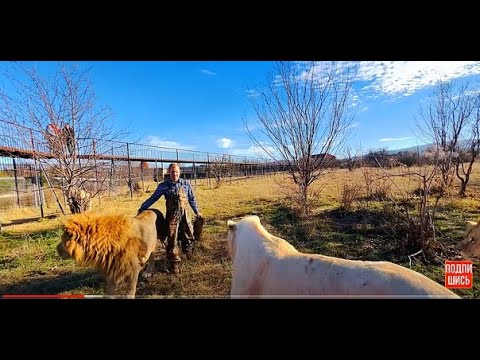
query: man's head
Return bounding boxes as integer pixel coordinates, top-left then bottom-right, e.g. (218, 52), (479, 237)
(168, 163), (180, 182)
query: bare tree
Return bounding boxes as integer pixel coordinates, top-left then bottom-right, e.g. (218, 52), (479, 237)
(455, 93), (480, 196)
(416, 80), (475, 195)
(342, 146), (360, 171)
(210, 154), (235, 188)
(0, 62), (125, 213)
(365, 148), (390, 168)
(386, 80), (478, 261)
(353, 145), (452, 262)
(244, 61), (357, 216)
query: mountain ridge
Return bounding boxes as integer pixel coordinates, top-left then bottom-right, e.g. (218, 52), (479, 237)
(386, 144), (430, 154)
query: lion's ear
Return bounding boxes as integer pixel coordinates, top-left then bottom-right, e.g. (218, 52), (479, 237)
(466, 221), (478, 232)
(227, 220), (236, 232)
(62, 228), (73, 239)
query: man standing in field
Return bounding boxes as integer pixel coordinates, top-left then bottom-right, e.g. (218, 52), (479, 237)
(138, 163), (203, 274)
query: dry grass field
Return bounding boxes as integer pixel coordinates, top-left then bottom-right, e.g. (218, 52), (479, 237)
(1, 166), (480, 298)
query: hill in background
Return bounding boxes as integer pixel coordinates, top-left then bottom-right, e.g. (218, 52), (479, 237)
(386, 144), (430, 155)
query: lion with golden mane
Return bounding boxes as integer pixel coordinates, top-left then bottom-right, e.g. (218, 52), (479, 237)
(57, 209), (167, 298)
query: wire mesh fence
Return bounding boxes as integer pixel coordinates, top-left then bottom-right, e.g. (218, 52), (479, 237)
(0, 119), (285, 217)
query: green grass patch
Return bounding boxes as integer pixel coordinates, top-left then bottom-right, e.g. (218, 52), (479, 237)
(1, 171), (479, 298)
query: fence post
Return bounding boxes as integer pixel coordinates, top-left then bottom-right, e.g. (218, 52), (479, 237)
(37, 161), (65, 215)
(30, 129), (44, 218)
(140, 161), (145, 192)
(92, 139), (100, 203)
(229, 154), (232, 184)
(193, 153), (197, 187)
(127, 143), (133, 200)
(207, 153), (211, 188)
(109, 146), (114, 198)
(12, 158), (20, 207)
(61, 176), (68, 206)
(33, 181), (38, 207)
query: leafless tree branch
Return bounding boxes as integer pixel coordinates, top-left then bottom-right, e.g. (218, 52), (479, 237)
(0, 62), (128, 213)
(244, 61), (358, 216)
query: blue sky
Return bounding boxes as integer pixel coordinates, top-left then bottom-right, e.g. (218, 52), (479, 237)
(2, 61), (480, 158)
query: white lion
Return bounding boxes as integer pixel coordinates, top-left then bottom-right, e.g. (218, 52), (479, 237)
(227, 215), (460, 299)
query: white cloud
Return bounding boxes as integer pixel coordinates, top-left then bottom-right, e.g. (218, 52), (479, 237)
(201, 69), (216, 76)
(379, 137), (411, 142)
(230, 143), (279, 159)
(466, 89), (480, 97)
(216, 137), (234, 149)
(357, 61), (480, 98)
(144, 135), (195, 150)
(347, 122), (360, 129)
(296, 61), (359, 86)
(291, 61), (480, 99)
(246, 89), (260, 97)
(348, 88), (368, 112)
(242, 122), (258, 133)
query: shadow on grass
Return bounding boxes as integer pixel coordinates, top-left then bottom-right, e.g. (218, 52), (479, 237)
(1, 227), (61, 240)
(0, 269), (103, 295)
(1, 214), (59, 227)
(136, 235), (231, 297)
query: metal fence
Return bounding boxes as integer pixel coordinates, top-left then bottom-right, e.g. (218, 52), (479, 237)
(0, 119), (285, 216)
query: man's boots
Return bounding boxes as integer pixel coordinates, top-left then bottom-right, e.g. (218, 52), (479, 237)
(182, 240), (195, 260)
(169, 261), (180, 274)
(167, 253), (181, 275)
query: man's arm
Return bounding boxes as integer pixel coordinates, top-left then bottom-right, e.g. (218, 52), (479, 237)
(185, 182), (199, 215)
(138, 182), (166, 213)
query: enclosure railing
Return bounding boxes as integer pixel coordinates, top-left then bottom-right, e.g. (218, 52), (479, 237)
(0, 119), (287, 216)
